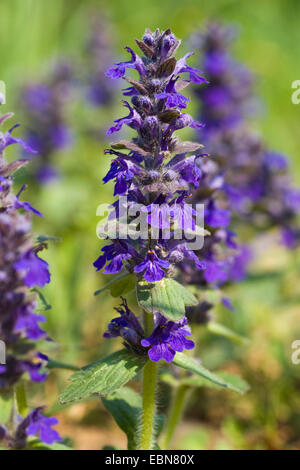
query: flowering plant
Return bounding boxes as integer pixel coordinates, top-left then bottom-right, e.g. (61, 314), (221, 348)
(193, 22), (300, 248)
(0, 111), (62, 449)
(60, 28), (249, 451)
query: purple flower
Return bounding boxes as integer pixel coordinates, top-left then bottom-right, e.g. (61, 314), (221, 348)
(172, 113), (204, 131)
(51, 124), (72, 150)
(203, 259), (229, 284)
(264, 152), (288, 171)
(0, 356), (47, 387)
(106, 46), (146, 79)
(14, 250), (50, 288)
(175, 52), (208, 84)
(161, 31), (180, 59)
(20, 62), (73, 183)
(104, 297), (145, 352)
(228, 245), (252, 282)
(221, 296), (234, 311)
(106, 101), (142, 135)
(103, 156), (141, 195)
(22, 84), (52, 112)
(15, 307), (46, 340)
(36, 165), (59, 183)
(205, 201), (231, 228)
(169, 154), (204, 188)
(281, 226), (299, 249)
(156, 77), (190, 109)
(94, 241), (136, 274)
(24, 408), (62, 445)
(0, 124), (37, 154)
(23, 361), (47, 383)
(13, 185), (43, 216)
(143, 196), (173, 229)
(134, 251), (169, 282)
(141, 313), (194, 362)
(13, 197), (43, 217)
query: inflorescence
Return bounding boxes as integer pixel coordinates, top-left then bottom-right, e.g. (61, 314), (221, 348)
(0, 111), (61, 448)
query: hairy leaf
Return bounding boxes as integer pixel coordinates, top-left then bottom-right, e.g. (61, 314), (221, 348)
(172, 352), (228, 388)
(94, 272), (135, 297)
(181, 372), (249, 394)
(59, 350), (146, 404)
(137, 278), (198, 321)
(173, 141), (204, 154)
(102, 387), (141, 450)
(160, 370), (249, 394)
(111, 140), (150, 156)
(157, 57), (176, 77)
(0, 391), (13, 424)
(135, 39), (154, 58)
(208, 322), (249, 345)
(158, 109), (180, 123)
(102, 386), (164, 450)
(123, 77), (147, 95)
(47, 359), (80, 371)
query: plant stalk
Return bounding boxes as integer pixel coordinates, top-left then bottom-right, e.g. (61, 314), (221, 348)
(161, 384), (189, 450)
(139, 312), (158, 450)
(15, 382), (28, 417)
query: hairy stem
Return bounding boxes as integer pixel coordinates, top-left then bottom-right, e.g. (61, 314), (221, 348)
(161, 384), (189, 450)
(139, 312), (158, 450)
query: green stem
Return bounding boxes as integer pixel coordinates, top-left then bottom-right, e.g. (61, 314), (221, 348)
(161, 384), (189, 450)
(139, 312), (158, 451)
(15, 382), (28, 417)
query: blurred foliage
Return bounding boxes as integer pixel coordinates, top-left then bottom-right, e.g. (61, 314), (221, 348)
(1, 0), (300, 450)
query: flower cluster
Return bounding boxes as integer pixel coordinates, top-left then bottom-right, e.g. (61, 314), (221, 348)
(95, 28), (222, 360)
(95, 28), (212, 282)
(20, 61), (73, 183)
(83, 15), (115, 108)
(0, 112), (61, 448)
(103, 298), (193, 363)
(193, 22), (300, 249)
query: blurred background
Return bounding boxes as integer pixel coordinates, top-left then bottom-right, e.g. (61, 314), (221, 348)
(1, 0), (300, 450)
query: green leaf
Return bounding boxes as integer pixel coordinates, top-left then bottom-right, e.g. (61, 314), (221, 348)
(159, 371), (179, 388)
(32, 288), (51, 311)
(27, 439), (72, 450)
(94, 272), (135, 297)
(212, 372), (250, 394)
(180, 372), (250, 394)
(36, 235), (61, 243)
(137, 278), (198, 321)
(207, 322), (249, 345)
(102, 386), (164, 450)
(47, 358), (80, 371)
(172, 352), (228, 388)
(102, 387), (141, 450)
(59, 350), (146, 404)
(0, 391), (13, 424)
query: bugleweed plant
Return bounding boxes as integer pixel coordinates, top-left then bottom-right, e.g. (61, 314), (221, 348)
(60, 28), (249, 451)
(0, 110), (62, 449)
(162, 22), (300, 449)
(192, 22), (300, 247)
(20, 62), (73, 183)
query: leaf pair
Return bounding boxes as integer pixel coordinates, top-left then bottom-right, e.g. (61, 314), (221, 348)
(59, 348), (249, 406)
